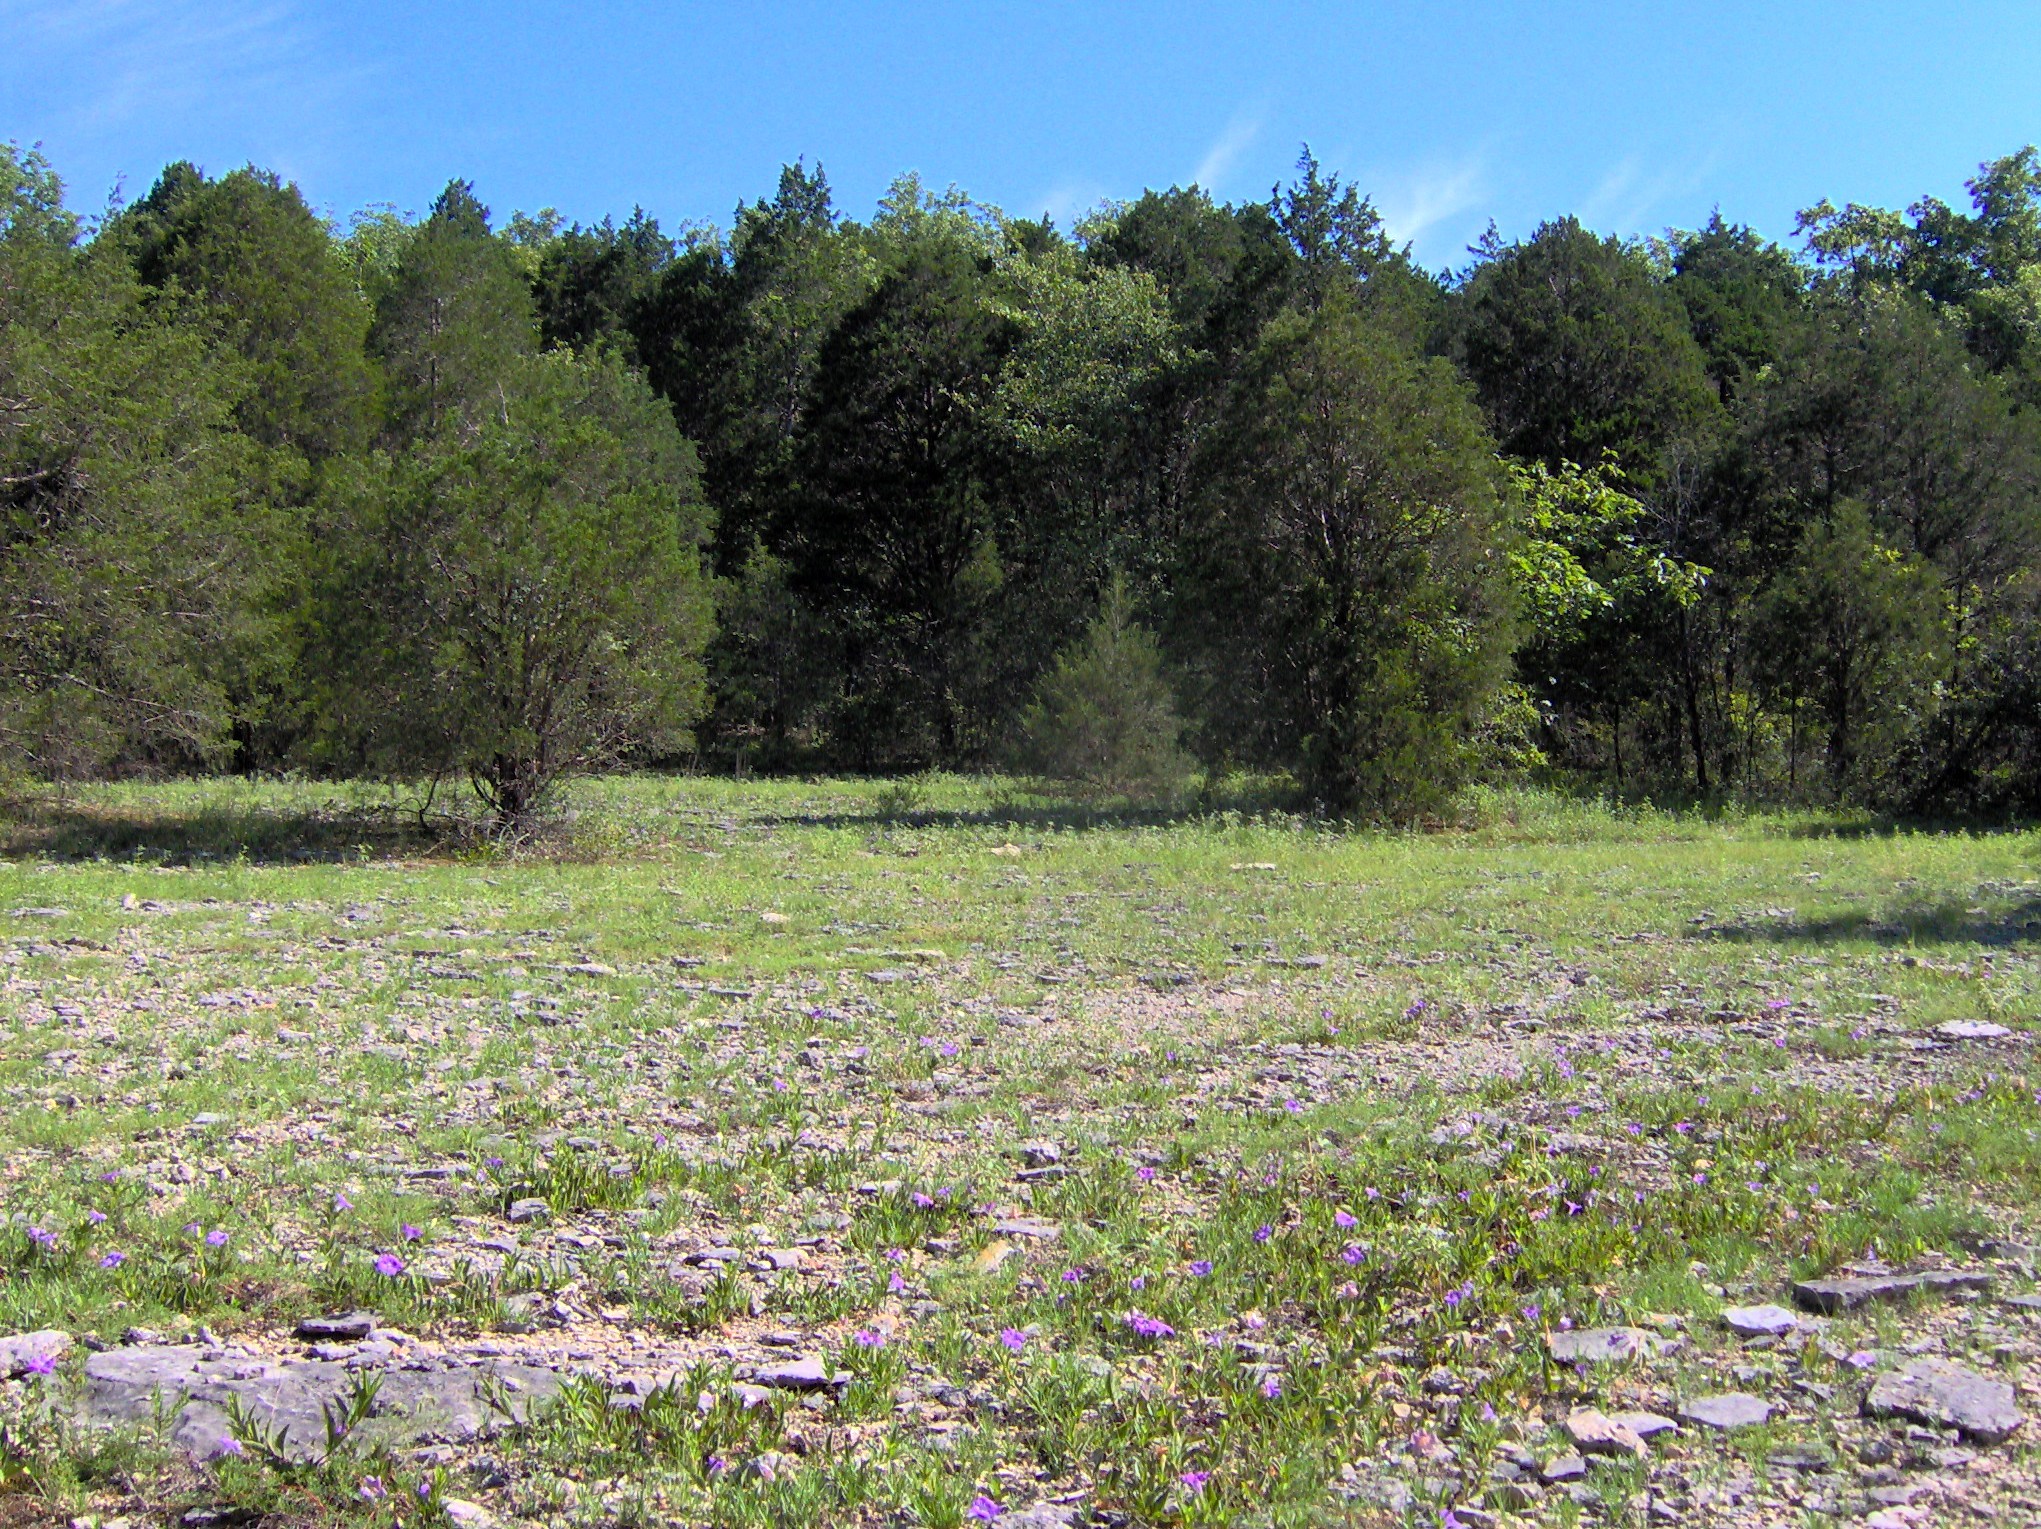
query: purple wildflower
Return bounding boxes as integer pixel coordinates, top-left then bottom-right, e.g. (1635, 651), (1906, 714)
(967, 1497), (1003, 1522)
(1283, 1099), (1302, 1113)
(1188, 1259), (1212, 1277)
(1136, 1165), (1157, 1182)
(1520, 1304), (1541, 1321)
(1130, 1275), (1145, 1291)
(27, 1227), (54, 1249)
(999, 1328), (1027, 1351)
(358, 1477), (385, 1501)
(86, 1209), (106, 1224)
(374, 1252), (405, 1277)
(1125, 1311), (1175, 1339)
(705, 1454), (729, 1477)
(1253, 1224), (1273, 1244)
(23, 1352), (57, 1376)
(400, 1223), (421, 1241)
(1180, 1470), (1210, 1494)
(1061, 1268), (1084, 1283)
(888, 1271), (906, 1293)
(1333, 1209), (1357, 1228)
(853, 1329), (884, 1348)
(99, 1250), (124, 1268)
(214, 1435), (243, 1457)
(333, 1192), (354, 1211)
(912, 1191), (935, 1208)
(1341, 1245), (1366, 1266)
(1261, 1375), (1281, 1398)
(205, 1228), (229, 1247)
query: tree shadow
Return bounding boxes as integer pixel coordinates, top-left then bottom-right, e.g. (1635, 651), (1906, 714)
(0, 794), (430, 866)
(1695, 893), (2041, 948)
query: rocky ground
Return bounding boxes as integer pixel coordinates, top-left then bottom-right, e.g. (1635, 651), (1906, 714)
(0, 780), (2037, 1526)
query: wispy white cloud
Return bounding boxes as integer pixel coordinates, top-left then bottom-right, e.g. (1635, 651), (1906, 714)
(1578, 148), (1723, 237)
(1033, 176), (1111, 228)
(1374, 150), (1489, 253)
(1192, 105), (1263, 194)
(0, 0), (364, 198)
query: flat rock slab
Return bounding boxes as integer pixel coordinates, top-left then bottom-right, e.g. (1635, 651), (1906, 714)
(1863, 1358), (2023, 1444)
(1791, 1270), (1991, 1313)
(1936, 1021), (2012, 1040)
(1606, 1410), (1678, 1439)
(1564, 1408), (1648, 1457)
(79, 1345), (559, 1462)
(294, 1312), (378, 1341)
(1679, 1393), (1773, 1430)
(1547, 1326), (1655, 1364)
(1723, 1304), (1800, 1337)
(0, 1329), (72, 1377)
(990, 1218), (1061, 1241)
(752, 1358), (849, 1392)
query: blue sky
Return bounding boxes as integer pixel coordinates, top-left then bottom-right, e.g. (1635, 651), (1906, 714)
(4, 1), (2037, 269)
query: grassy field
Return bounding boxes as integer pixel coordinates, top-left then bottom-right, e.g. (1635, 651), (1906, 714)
(0, 776), (2037, 1527)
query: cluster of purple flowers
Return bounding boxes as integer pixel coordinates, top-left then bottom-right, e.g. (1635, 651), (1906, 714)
(1124, 1311), (1175, 1339)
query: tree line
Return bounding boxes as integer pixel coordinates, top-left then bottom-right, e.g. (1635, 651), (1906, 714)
(4, 140), (2039, 823)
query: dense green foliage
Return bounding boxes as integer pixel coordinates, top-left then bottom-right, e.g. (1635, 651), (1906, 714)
(5, 138), (2041, 819)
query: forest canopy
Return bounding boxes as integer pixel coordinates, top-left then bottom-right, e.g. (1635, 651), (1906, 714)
(5, 140), (2041, 822)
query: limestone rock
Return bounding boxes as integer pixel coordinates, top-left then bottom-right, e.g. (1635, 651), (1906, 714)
(1791, 1269), (1990, 1313)
(0, 1329), (71, 1377)
(1606, 1410), (1678, 1439)
(1564, 1408), (1649, 1458)
(1547, 1326), (1654, 1364)
(78, 1346), (559, 1462)
(1723, 1304), (1799, 1337)
(293, 1312), (376, 1342)
(1863, 1358), (2023, 1444)
(1678, 1393), (1773, 1430)
(753, 1358), (847, 1392)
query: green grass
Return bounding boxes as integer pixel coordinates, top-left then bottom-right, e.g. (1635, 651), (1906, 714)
(1, 774), (2037, 1526)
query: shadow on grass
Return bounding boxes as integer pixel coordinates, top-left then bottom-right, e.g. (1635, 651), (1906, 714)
(1697, 894), (2041, 948)
(0, 793), (432, 865)
(751, 782), (1311, 834)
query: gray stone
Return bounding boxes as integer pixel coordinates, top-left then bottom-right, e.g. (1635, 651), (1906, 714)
(1864, 1358), (2023, 1444)
(1607, 1410), (1678, 1439)
(1546, 1326), (1655, 1364)
(505, 1199), (549, 1224)
(753, 1358), (846, 1392)
(1767, 1447), (1834, 1472)
(441, 1500), (493, 1528)
(293, 1312), (377, 1342)
(1936, 1021), (2011, 1040)
(1678, 1393), (1773, 1430)
(1019, 1142), (1062, 1169)
(990, 1217), (1061, 1241)
(1538, 1454), (1588, 1483)
(1723, 1303), (1800, 1337)
(1791, 1269), (1991, 1313)
(0, 1329), (71, 1377)
(1564, 1408), (1648, 1457)
(78, 1346), (559, 1462)
(999, 1506), (1082, 1529)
